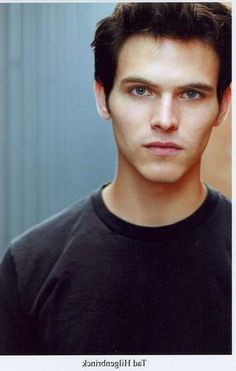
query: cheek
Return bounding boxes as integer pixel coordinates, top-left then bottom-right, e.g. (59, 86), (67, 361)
(109, 101), (149, 143)
(109, 91), (150, 126)
(112, 116), (136, 148)
(182, 102), (219, 144)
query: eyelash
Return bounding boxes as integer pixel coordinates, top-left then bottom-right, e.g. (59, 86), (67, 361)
(129, 86), (204, 100)
(129, 86), (152, 97)
(182, 90), (203, 100)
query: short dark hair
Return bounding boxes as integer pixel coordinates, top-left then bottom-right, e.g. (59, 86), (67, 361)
(91, 2), (231, 102)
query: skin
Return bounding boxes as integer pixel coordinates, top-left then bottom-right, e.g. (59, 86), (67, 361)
(95, 36), (231, 226)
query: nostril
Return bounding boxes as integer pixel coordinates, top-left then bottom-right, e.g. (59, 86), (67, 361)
(150, 121), (178, 132)
(150, 97), (179, 131)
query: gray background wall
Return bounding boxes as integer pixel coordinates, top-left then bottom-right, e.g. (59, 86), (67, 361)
(0, 3), (116, 257)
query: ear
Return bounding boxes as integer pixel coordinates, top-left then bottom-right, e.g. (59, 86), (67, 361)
(214, 86), (231, 127)
(94, 80), (111, 120)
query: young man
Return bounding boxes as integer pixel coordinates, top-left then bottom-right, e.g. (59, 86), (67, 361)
(0, 3), (231, 355)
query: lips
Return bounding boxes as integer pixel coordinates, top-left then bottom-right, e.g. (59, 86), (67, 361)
(143, 141), (183, 156)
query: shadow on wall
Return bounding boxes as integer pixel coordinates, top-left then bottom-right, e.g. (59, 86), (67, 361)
(202, 107), (231, 199)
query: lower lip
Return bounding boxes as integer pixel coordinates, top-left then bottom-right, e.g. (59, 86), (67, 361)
(144, 146), (182, 156)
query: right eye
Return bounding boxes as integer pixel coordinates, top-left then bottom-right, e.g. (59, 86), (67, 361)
(130, 86), (152, 97)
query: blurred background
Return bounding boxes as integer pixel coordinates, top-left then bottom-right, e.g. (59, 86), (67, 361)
(0, 3), (231, 258)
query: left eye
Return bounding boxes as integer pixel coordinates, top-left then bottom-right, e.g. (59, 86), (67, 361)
(132, 87), (151, 96)
(183, 90), (201, 99)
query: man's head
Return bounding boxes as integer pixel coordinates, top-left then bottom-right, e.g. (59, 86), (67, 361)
(92, 3), (231, 186)
(91, 2), (231, 104)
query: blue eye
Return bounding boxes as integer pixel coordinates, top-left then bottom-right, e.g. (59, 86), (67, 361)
(183, 90), (201, 99)
(132, 87), (150, 96)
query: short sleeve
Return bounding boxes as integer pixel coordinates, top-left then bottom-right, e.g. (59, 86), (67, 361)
(0, 248), (40, 354)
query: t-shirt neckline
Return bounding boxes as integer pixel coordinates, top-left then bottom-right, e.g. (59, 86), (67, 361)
(91, 184), (219, 241)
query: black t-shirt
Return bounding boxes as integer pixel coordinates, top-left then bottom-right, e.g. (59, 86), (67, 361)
(0, 186), (231, 354)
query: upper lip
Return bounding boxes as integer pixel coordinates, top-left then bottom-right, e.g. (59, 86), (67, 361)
(144, 141), (183, 149)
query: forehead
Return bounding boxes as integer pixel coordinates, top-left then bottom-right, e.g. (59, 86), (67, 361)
(115, 35), (220, 87)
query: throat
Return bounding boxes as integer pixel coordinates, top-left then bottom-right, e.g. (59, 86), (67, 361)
(102, 180), (207, 227)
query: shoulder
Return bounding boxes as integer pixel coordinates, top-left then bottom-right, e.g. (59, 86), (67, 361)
(10, 193), (92, 258)
(209, 186), (231, 219)
(206, 186), (231, 255)
(3, 191), (99, 311)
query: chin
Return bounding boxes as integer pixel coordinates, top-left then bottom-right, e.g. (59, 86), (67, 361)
(137, 171), (183, 185)
(138, 165), (185, 185)
(145, 176), (182, 185)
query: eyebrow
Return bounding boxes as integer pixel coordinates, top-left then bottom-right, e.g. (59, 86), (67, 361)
(121, 76), (215, 92)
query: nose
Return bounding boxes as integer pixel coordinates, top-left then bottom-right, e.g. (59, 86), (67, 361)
(150, 95), (179, 132)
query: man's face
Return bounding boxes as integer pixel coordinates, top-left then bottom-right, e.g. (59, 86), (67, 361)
(97, 36), (229, 185)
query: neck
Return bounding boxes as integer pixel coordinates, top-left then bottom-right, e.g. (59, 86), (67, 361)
(102, 162), (207, 227)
